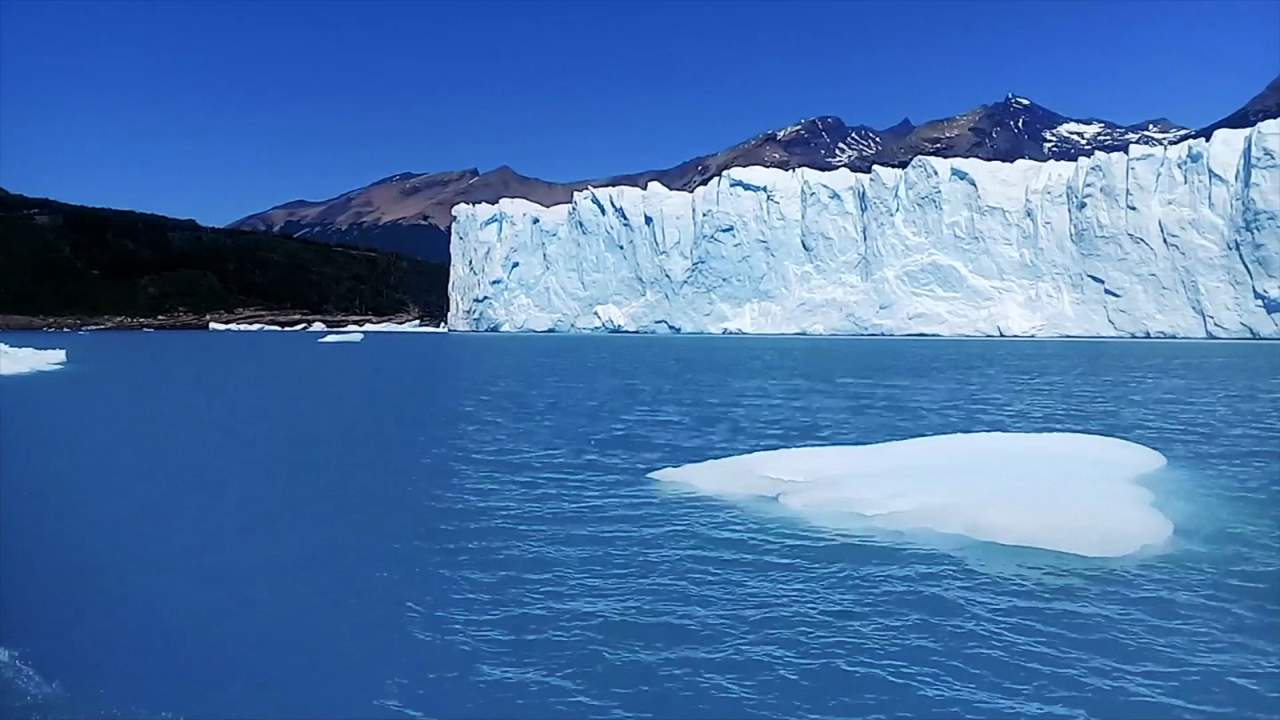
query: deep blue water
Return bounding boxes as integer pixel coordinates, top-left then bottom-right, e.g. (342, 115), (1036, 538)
(1, 332), (1278, 720)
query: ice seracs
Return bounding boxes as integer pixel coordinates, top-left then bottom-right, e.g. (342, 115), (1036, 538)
(448, 119), (1280, 338)
(1, 344), (68, 376)
(648, 432), (1174, 558)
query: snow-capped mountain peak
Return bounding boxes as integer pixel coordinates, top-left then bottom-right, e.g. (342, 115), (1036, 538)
(230, 76), (1275, 263)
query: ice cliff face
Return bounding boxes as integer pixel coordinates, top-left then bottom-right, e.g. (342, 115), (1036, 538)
(448, 120), (1280, 337)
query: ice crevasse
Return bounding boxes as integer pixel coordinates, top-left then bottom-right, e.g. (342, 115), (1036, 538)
(448, 119), (1280, 337)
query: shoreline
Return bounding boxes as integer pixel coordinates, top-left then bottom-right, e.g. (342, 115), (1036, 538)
(0, 310), (437, 332)
(2, 314), (1272, 340)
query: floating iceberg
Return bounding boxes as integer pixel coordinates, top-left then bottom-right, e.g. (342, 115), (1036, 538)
(317, 332), (364, 343)
(450, 119), (1280, 337)
(330, 320), (446, 333)
(208, 320), (445, 332)
(648, 432), (1173, 557)
(0, 344), (68, 376)
(207, 321), (305, 331)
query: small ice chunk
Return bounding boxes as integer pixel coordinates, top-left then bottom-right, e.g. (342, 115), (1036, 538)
(648, 432), (1173, 557)
(317, 332), (364, 343)
(209, 321), (285, 331)
(1, 343), (68, 376)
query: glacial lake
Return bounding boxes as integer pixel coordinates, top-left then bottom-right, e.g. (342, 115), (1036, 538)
(1, 332), (1278, 719)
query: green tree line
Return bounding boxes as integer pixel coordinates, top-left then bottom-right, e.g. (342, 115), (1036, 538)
(0, 190), (449, 320)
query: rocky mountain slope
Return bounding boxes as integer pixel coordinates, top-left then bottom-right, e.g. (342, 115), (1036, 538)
(1194, 74), (1280, 138)
(230, 76), (1279, 262)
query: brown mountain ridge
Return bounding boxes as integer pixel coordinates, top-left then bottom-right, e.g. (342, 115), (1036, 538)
(229, 76), (1280, 263)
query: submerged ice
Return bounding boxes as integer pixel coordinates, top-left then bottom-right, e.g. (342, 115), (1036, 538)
(0, 344), (67, 376)
(648, 432), (1173, 557)
(449, 120), (1280, 337)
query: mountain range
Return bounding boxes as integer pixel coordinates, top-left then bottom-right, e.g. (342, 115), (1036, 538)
(230, 75), (1280, 263)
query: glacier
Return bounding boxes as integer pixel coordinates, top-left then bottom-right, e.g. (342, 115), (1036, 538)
(648, 432), (1173, 558)
(448, 119), (1280, 337)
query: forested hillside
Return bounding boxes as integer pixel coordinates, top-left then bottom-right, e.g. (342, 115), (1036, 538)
(0, 189), (449, 325)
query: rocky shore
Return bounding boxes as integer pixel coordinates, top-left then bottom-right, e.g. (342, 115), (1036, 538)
(0, 310), (434, 331)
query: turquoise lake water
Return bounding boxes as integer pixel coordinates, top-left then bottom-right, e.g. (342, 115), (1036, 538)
(2, 333), (1277, 719)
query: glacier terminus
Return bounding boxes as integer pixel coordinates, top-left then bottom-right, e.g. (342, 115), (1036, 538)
(448, 120), (1280, 338)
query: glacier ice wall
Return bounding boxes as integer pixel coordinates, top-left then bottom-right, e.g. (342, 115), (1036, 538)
(448, 119), (1280, 337)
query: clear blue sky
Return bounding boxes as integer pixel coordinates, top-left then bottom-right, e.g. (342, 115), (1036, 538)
(2, 0), (1277, 227)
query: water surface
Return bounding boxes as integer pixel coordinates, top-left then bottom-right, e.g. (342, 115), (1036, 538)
(2, 333), (1277, 719)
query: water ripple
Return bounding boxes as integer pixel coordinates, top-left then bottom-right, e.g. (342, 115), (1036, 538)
(406, 337), (1280, 719)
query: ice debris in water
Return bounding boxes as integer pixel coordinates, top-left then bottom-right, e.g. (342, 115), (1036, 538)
(648, 432), (1173, 557)
(0, 343), (67, 376)
(208, 320), (445, 332)
(334, 320), (445, 333)
(207, 321), (302, 331)
(0, 646), (61, 712)
(317, 332), (364, 343)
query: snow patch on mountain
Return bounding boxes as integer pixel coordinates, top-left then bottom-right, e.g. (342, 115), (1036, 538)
(829, 130), (882, 165)
(774, 123), (808, 141)
(1134, 125), (1193, 143)
(1049, 121), (1107, 139)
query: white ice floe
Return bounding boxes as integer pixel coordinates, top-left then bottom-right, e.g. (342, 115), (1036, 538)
(0, 343), (68, 376)
(208, 320), (445, 332)
(207, 321), (303, 331)
(648, 432), (1173, 557)
(330, 320), (446, 333)
(317, 332), (365, 343)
